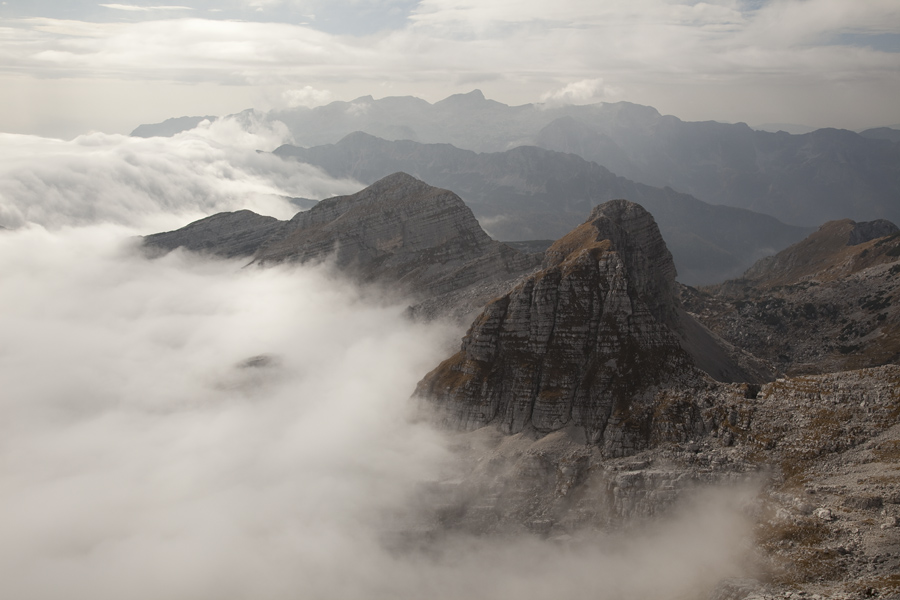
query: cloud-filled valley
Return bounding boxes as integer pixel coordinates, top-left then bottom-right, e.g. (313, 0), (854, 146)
(0, 121), (761, 599)
(0, 224), (458, 599)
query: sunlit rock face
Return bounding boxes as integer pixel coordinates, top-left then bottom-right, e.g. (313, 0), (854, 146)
(417, 200), (705, 455)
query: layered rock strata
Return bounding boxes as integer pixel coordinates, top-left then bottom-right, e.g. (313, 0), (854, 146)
(417, 200), (721, 455)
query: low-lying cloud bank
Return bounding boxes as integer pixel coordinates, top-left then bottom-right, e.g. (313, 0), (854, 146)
(0, 129), (755, 599)
(0, 225), (459, 600)
(0, 116), (361, 232)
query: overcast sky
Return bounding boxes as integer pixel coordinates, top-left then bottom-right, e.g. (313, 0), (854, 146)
(1, 0), (899, 138)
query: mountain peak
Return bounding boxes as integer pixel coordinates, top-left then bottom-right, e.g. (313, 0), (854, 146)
(143, 173), (539, 311)
(416, 200), (700, 452)
(543, 199), (677, 326)
(434, 89), (497, 109)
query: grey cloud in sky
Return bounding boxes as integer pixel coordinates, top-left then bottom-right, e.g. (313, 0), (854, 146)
(0, 1), (898, 144)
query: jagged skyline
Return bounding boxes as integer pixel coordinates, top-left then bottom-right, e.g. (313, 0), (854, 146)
(2, 0), (899, 138)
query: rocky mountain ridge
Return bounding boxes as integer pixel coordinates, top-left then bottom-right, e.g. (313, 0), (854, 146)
(144, 172), (540, 314)
(416, 200), (768, 457)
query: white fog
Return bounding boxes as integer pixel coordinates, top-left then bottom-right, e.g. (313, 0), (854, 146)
(0, 122), (756, 600)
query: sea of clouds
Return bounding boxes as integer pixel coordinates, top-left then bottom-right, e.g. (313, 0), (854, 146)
(0, 117), (754, 600)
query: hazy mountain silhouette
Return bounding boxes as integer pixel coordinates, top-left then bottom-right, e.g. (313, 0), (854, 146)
(131, 116), (217, 138)
(265, 91), (900, 227)
(132, 91), (900, 228)
(860, 127), (900, 143)
(274, 133), (810, 285)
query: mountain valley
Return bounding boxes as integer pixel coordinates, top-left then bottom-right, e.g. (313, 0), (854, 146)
(131, 89), (900, 600)
(273, 132), (810, 285)
(144, 169), (900, 600)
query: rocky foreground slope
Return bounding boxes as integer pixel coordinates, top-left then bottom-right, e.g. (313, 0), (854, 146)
(683, 219), (900, 376)
(410, 365), (900, 600)
(411, 203), (900, 600)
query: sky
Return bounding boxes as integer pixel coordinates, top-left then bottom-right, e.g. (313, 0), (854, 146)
(1, 0), (899, 138)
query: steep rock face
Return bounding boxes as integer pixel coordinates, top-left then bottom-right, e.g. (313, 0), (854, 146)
(848, 219), (898, 246)
(416, 200), (706, 455)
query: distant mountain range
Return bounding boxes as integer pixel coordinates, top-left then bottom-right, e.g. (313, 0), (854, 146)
(131, 90), (900, 290)
(273, 132), (810, 285)
(133, 90), (900, 229)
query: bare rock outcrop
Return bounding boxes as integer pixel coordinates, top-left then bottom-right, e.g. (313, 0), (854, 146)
(416, 200), (735, 455)
(685, 218), (900, 375)
(417, 366), (900, 599)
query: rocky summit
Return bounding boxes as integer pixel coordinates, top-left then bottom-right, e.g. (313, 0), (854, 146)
(415, 200), (765, 456)
(143, 172), (540, 314)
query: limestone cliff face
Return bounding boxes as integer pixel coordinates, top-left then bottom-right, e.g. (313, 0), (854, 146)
(416, 200), (704, 455)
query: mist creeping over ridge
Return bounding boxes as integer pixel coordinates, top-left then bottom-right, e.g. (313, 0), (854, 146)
(0, 111), (760, 599)
(0, 115), (360, 232)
